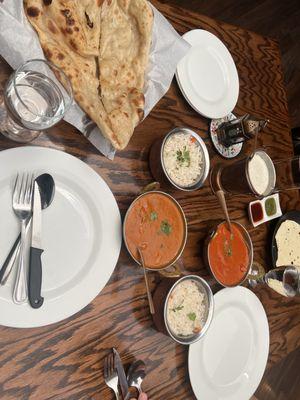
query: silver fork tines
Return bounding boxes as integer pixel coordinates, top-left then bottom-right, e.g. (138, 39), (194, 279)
(12, 173), (34, 304)
(104, 352), (120, 400)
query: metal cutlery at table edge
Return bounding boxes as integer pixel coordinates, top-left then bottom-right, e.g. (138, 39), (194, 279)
(11, 173), (34, 304)
(0, 173), (55, 309)
(113, 348), (129, 399)
(104, 351), (121, 400)
(28, 181), (44, 308)
(104, 349), (146, 400)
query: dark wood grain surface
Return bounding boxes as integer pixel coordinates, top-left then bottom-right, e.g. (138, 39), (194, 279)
(0, 2), (299, 399)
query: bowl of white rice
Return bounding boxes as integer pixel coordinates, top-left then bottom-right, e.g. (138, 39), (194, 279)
(149, 128), (210, 191)
(164, 275), (214, 345)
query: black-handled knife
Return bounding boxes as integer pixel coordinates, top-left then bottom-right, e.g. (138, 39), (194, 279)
(29, 182), (44, 309)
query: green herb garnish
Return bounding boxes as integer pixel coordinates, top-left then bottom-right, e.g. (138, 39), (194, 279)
(150, 211), (158, 221)
(187, 312), (196, 321)
(160, 220), (172, 235)
(176, 146), (191, 167)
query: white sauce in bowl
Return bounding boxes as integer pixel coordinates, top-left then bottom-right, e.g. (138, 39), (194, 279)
(248, 152), (270, 195)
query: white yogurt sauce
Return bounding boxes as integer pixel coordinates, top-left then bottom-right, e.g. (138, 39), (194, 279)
(248, 152), (270, 195)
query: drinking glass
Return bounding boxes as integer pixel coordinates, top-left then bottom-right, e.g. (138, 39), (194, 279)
(210, 149), (276, 196)
(0, 59), (73, 142)
(249, 262), (300, 297)
(282, 266), (300, 297)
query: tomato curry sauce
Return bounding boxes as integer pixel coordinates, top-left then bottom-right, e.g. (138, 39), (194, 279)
(124, 192), (186, 269)
(208, 222), (250, 286)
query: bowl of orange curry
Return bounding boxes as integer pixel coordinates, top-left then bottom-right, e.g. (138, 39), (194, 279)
(123, 191), (187, 271)
(205, 221), (253, 287)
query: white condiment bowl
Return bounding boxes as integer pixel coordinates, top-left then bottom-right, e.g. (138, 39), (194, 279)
(164, 275), (214, 345)
(247, 149), (276, 197)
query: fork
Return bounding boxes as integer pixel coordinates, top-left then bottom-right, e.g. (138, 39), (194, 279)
(12, 173), (34, 304)
(103, 352), (120, 400)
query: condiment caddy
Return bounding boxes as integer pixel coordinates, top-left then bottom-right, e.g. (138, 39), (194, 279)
(216, 114), (269, 148)
(248, 193), (282, 227)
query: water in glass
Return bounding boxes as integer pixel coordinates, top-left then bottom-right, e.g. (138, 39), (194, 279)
(0, 59), (73, 142)
(5, 70), (66, 130)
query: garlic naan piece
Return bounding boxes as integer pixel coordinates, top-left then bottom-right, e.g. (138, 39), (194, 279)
(24, 0), (153, 150)
(99, 0), (153, 149)
(24, 0), (116, 147)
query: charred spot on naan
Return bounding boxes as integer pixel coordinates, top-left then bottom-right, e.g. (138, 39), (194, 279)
(61, 9), (75, 26)
(132, 96), (144, 107)
(85, 12), (94, 28)
(26, 6), (40, 17)
(130, 89), (144, 106)
(69, 39), (78, 51)
(43, 47), (53, 61)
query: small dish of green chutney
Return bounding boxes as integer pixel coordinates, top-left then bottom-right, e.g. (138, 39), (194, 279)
(265, 197), (277, 216)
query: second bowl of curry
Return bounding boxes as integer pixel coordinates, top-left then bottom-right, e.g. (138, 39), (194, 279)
(205, 221), (253, 287)
(123, 191), (187, 271)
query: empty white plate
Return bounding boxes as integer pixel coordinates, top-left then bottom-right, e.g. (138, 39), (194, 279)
(189, 287), (269, 400)
(176, 29), (239, 119)
(0, 147), (121, 328)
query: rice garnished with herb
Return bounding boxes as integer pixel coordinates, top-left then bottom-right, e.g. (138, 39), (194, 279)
(163, 133), (203, 187)
(167, 279), (205, 336)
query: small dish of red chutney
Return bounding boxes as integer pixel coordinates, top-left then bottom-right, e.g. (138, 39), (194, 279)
(251, 202), (264, 223)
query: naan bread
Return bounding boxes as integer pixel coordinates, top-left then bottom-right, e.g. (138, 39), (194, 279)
(99, 0), (152, 148)
(24, 0), (153, 150)
(275, 220), (300, 267)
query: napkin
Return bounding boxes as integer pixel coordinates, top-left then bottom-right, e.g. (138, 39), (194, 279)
(0, 1), (190, 159)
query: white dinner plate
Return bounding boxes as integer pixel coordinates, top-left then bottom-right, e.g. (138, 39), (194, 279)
(176, 30), (239, 119)
(0, 146), (121, 328)
(189, 287), (269, 400)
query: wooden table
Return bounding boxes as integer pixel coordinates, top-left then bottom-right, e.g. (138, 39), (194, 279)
(0, 2), (299, 399)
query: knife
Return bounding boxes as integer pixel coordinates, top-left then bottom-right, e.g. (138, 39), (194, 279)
(28, 182), (44, 309)
(113, 348), (129, 399)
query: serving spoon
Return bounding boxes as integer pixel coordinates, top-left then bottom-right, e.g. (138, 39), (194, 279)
(137, 247), (155, 315)
(215, 189), (233, 234)
(0, 173), (55, 285)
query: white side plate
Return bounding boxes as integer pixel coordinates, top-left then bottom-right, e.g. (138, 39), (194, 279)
(176, 29), (239, 119)
(0, 146), (121, 328)
(189, 287), (269, 400)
